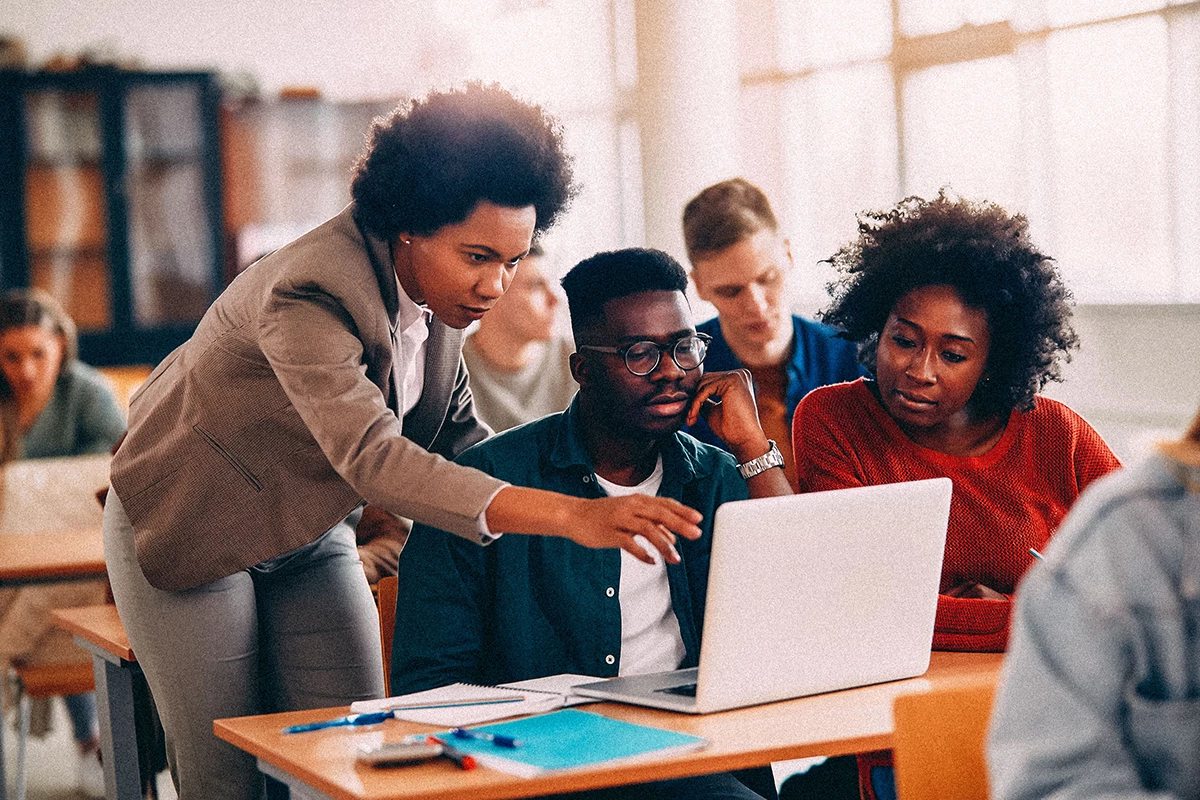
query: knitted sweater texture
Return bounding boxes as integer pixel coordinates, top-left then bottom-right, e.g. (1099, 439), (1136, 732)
(792, 378), (1121, 651)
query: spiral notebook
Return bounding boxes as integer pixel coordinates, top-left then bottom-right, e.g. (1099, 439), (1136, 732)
(349, 673), (601, 726)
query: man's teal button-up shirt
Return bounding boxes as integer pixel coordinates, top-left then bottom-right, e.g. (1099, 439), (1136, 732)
(390, 396), (750, 695)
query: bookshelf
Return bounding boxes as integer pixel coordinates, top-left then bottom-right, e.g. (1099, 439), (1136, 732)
(0, 67), (223, 366)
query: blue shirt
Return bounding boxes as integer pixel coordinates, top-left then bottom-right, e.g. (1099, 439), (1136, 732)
(390, 397), (750, 695)
(22, 360), (126, 459)
(685, 314), (862, 451)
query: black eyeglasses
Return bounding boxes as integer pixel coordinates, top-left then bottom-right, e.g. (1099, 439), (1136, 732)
(578, 333), (712, 376)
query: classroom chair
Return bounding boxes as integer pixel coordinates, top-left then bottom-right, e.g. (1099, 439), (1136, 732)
(376, 575), (398, 695)
(892, 681), (997, 800)
(2, 661), (95, 800)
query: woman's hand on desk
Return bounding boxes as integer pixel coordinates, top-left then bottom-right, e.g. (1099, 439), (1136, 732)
(486, 487), (702, 565)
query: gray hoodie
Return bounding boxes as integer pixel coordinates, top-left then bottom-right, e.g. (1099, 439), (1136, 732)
(989, 452), (1200, 800)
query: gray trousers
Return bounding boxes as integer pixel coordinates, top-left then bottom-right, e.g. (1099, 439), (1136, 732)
(103, 493), (385, 800)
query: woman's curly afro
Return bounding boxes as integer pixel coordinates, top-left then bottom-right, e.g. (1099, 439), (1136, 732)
(822, 190), (1078, 414)
(351, 81), (577, 241)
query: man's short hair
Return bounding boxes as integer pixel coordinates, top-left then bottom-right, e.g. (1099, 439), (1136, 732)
(561, 248), (688, 342)
(682, 178), (778, 263)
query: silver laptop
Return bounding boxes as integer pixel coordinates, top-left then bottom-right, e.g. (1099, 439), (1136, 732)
(573, 478), (952, 713)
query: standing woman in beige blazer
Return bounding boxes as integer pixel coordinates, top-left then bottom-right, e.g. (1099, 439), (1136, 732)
(104, 83), (703, 800)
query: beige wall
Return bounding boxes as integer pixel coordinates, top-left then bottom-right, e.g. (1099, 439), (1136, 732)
(1042, 304), (1200, 462)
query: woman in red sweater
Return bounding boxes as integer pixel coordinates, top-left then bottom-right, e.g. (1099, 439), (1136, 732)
(788, 191), (1120, 800)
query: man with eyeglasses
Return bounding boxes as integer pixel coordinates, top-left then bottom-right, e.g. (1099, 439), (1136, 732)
(391, 248), (789, 800)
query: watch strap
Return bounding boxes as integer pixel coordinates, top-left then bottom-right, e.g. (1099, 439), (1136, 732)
(737, 439), (785, 480)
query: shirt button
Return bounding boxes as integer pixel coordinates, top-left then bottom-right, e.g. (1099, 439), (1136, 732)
(605, 654), (615, 665)
(605, 587), (615, 597)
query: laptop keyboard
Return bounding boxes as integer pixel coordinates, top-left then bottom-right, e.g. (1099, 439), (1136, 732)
(655, 683), (698, 697)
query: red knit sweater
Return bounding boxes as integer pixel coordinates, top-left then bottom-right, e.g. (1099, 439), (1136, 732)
(792, 378), (1120, 652)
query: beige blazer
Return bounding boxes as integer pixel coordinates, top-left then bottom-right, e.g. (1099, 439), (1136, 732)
(110, 206), (505, 591)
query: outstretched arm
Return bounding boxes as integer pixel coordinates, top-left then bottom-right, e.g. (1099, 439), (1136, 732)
(485, 487), (702, 565)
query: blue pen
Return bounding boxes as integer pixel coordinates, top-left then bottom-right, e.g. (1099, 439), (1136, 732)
(282, 710), (394, 734)
(1029, 547), (1045, 561)
(283, 695), (525, 734)
(451, 726), (523, 748)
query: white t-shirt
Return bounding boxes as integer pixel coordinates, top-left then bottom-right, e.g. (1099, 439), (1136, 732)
(594, 457), (687, 676)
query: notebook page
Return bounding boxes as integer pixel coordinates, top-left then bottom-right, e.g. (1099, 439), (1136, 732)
(498, 674), (603, 707)
(350, 682), (563, 725)
(349, 674), (604, 726)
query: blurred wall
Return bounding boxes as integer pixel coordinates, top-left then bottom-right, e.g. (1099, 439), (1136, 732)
(1043, 304), (1200, 463)
(8, 0), (1198, 460)
(6, 0), (434, 100)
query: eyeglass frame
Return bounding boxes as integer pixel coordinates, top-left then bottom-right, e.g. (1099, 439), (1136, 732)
(577, 332), (713, 377)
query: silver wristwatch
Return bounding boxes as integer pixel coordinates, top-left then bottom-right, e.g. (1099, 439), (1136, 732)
(736, 440), (785, 480)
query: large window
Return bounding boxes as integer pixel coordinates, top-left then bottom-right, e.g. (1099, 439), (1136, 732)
(740, 0), (1200, 307)
(436, 0), (642, 273)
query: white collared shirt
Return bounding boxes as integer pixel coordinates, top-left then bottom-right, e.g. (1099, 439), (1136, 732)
(393, 274), (504, 541)
(394, 275), (431, 418)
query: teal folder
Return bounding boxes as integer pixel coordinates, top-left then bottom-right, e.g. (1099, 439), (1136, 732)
(438, 709), (707, 777)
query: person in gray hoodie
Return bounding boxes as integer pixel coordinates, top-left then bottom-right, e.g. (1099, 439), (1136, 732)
(988, 406), (1200, 799)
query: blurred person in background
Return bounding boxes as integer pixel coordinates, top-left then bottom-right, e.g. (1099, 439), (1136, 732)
(463, 242), (576, 432)
(683, 180), (862, 799)
(0, 288), (124, 461)
(353, 503), (410, 584)
(988, 404), (1200, 800)
(0, 287), (126, 797)
(682, 178), (861, 491)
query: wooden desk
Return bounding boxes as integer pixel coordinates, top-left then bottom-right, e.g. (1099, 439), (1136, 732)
(215, 651), (1003, 800)
(0, 528), (106, 588)
(52, 605), (154, 800)
(0, 530), (107, 800)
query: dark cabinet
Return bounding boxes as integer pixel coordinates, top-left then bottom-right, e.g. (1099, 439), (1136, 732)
(0, 67), (223, 366)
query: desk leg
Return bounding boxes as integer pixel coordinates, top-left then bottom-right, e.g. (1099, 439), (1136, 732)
(257, 759), (336, 800)
(93, 656), (144, 800)
(1, 692), (7, 800)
